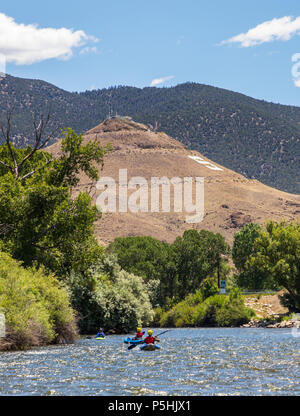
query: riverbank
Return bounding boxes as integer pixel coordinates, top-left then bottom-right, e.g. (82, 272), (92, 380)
(241, 292), (299, 328)
(244, 291), (288, 318)
(241, 318), (299, 328)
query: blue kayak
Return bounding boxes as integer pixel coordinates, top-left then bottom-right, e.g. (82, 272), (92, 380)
(124, 337), (144, 345)
(140, 343), (160, 351)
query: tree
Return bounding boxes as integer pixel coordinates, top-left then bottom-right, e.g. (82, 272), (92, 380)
(0, 109), (57, 180)
(172, 229), (230, 299)
(248, 221), (300, 311)
(108, 236), (177, 306)
(0, 116), (111, 275)
(232, 223), (261, 271)
(232, 223), (271, 290)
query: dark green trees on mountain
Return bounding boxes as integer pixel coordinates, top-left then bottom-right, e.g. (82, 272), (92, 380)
(2, 75), (300, 193)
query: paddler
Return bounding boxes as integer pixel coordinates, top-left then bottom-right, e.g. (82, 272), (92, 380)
(143, 329), (159, 345)
(134, 327), (144, 340)
(95, 327), (105, 338)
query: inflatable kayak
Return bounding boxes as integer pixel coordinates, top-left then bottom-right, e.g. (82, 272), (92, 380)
(124, 337), (143, 345)
(95, 337), (105, 340)
(140, 343), (160, 351)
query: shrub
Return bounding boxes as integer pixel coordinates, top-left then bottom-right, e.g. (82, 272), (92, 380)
(191, 303), (208, 326)
(0, 252), (77, 350)
(67, 255), (154, 333)
(215, 303), (255, 327)
(199, 277), (219, 300)
(156, 287), (254, 328)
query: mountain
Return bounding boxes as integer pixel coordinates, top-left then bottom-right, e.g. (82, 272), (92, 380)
(46, 117), (300, 245)
(2, 74), (300, 193)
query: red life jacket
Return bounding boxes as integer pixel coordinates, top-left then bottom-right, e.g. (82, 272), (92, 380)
(136, 332), (143, 338)
(144, 336), (154, 344)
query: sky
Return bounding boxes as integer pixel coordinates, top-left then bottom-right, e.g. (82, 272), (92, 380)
(1, 0), (300, 105)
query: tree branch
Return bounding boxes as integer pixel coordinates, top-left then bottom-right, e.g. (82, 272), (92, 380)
(20, 157), (54, 181)
(17, 110), (58, 173)
(0, 108), (18, 176)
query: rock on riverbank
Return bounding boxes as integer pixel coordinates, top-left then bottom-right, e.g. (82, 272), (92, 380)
(241, 319), (299, 328)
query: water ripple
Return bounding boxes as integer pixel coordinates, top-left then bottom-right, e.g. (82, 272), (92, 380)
(0, 328), (299, 395)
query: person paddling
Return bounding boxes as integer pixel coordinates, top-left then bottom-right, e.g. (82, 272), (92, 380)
(95, 328), (105, 338)
(143, 329), (159, 345)
(134, 327), (144, 340)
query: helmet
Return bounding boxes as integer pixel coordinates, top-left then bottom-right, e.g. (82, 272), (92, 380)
(137, 327), (142, 332)
(148, 330), (153, 335)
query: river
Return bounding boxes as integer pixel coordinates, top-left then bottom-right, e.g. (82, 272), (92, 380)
(0, 328), (299, 396)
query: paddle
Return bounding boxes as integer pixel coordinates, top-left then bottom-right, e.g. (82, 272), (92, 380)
(155, 330), (170, 337)
(127, 330), (171, 350)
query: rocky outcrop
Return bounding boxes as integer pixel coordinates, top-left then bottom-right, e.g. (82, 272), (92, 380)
(227, 212), (252, 229)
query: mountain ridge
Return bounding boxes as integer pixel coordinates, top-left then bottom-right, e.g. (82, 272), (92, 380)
(1, 74), (300, 193)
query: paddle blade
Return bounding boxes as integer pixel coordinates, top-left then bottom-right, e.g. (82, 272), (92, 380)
(128, 343), (138, 350)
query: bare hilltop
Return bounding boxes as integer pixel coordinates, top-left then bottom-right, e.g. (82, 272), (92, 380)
(47, 117), (300, 245)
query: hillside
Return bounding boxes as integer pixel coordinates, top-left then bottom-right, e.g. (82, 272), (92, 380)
(2, 75), (300, 193)
(46, 117), (300, 245)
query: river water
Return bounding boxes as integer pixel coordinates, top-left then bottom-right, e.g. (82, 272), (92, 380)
(0, 328), (299, 396)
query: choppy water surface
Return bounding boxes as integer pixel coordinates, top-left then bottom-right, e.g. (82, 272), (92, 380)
(0, 328), (299, 396)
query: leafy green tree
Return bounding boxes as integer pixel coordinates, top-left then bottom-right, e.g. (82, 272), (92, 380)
(232, 223), (261, 271)
(108, 236), (177, 306)
(172, 229), (230, 298)
(232, 223), (272, 290)
(248, 221), (300, 311)
(0, 127), (110, 275)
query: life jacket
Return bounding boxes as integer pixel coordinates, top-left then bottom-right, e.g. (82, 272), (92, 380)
(144, 336), (154, 344)
(136, 331), (143, 338)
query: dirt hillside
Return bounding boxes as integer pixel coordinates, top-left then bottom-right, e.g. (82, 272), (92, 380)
(46, 117), (300, 246)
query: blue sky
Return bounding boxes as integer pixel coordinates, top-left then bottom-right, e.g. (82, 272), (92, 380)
(1, 0), (300, 105)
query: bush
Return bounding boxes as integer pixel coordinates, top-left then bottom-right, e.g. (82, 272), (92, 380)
(191, 303), (208, 326)
(215, 303), (255, 327)
(67, 255), (154, 333)
(202, 294), (228, 324)
(156, 287), (255, 328)
(199, 277), (219, 300)
(0, 252), (77, 350)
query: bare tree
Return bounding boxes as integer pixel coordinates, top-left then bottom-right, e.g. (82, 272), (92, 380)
(0, 108), (58, 180)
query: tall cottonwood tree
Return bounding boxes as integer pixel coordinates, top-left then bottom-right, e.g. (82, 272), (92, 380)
(0, 111), (111, 275)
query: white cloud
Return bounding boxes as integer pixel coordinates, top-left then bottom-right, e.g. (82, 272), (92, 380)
(0, 13), (99, 65)
(150, 75), (175, 87)
(79, 46), (98, 55)
(221, 16), (300, 47)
